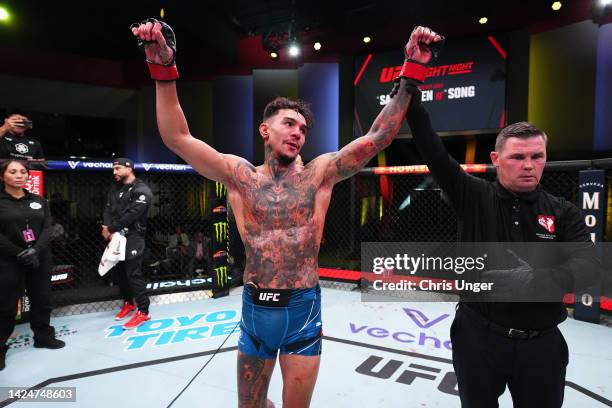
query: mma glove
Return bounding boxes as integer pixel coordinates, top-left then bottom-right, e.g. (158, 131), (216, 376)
(390, 31), (444, 110)
(131, 18), (179, 81)
(396, 33), (444, 83)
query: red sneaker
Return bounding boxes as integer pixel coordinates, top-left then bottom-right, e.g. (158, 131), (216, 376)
(123, 311), (151, 330)
(115, 302), (136, 321)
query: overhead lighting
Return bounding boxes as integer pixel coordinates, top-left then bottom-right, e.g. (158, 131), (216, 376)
(593, 0), (612, 23)
(363, 36), (371, 44)
(551, 1), (562, 10)
(313, 42), (322, 51)
(288, 44), (300, 57)
(160, 8), (165, 19)
(270, 51), (279, 59)
(479, 16), (488, 24)
(0, 6), (10, 22)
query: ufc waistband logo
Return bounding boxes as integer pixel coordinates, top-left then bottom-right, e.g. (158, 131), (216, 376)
(259, 293), (280, 302)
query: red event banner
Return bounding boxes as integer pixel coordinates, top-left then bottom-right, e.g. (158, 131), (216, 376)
(24, 170), (44, 196)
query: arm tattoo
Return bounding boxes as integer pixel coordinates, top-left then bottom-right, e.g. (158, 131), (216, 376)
(368, 83), (409, 147)
(332, 79), (412, 180)
(334, 139), (377, 179)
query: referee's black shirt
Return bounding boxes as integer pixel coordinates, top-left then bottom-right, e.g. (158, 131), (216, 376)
(407, 105), (599, 330)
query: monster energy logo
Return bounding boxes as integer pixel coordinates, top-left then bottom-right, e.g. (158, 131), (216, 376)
(215, 182), (227, 198)
(215, 266), (228, 288)
(214, 222), (228, 242)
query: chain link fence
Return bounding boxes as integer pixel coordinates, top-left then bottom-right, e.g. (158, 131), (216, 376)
(35, 164), (235, 318)
(20, 159), (610, 317)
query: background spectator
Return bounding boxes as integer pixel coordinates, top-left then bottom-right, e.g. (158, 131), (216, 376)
(0, 111), (45, 161)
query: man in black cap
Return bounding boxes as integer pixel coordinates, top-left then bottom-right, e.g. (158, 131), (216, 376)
(102, 158), (153, 329)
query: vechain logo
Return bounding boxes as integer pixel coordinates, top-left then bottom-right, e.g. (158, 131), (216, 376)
(105, 310), (239, 350)
(68, 161), (81, 169)
(146, 277), (216, 291)
(348, 307), (452, 351)
(153, 164), (191, 171)
(82, 162), (113, 169)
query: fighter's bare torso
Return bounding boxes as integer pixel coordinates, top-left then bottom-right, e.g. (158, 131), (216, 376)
(227, 157), (333, 289)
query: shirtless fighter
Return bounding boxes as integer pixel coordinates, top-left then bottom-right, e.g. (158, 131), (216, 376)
(131, 19), (441, 408)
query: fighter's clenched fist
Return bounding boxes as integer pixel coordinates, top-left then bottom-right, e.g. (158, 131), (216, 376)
(395, 26), (444, 84)
(130, 18), (179, 80)
(405, 26), (444, 65)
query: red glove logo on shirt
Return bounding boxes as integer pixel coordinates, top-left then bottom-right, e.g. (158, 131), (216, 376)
(537, 215), (555, 234)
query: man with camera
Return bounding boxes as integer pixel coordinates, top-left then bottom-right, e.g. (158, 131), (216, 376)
(0, 111), (45, 161)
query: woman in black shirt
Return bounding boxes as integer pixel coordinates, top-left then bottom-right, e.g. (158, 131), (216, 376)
(0, 159), (65, 371)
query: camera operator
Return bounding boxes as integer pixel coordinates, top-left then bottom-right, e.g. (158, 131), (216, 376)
(0, 111), (45, 161)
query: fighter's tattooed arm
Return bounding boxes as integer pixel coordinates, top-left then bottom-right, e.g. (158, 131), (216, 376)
(321, 78), (414, 184)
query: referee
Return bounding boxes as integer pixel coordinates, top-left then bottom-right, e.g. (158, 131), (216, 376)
(406, 98), (599, 407)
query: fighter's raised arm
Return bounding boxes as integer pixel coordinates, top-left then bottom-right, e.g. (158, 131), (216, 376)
(321, 26), (443, 185)
(130, 19), (241, 185)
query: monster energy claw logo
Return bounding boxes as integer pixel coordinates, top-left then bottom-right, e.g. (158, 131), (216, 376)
(214, 222), (228, 242)
(215, 182), (227, 198)
(215, 266), (228, 288)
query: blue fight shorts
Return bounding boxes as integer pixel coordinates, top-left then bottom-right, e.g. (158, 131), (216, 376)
(238, 284), (322, 359)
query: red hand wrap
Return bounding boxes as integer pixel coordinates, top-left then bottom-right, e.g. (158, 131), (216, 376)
(395, 60), (428, 83)
(147, 63), (179, 81)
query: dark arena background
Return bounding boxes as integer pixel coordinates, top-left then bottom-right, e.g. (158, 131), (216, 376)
(0, 1), (611, 407)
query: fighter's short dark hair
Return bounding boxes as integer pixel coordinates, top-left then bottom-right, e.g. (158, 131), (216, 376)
(262, 97), (314, 129)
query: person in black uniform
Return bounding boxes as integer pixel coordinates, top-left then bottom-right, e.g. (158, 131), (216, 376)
(0, 159), (65, 371)
(102, 157), (152, 330)
(406, 98), (599, 407)
(0, 111), (45, 161)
